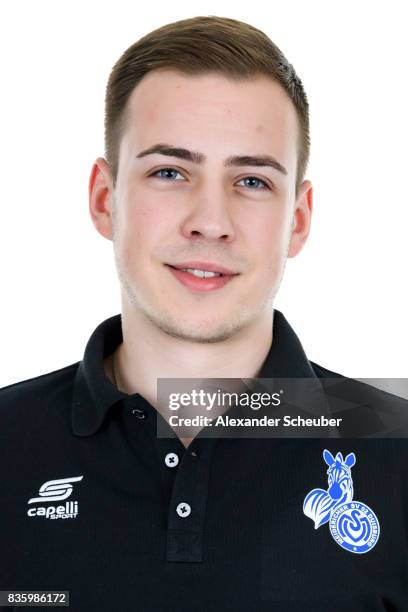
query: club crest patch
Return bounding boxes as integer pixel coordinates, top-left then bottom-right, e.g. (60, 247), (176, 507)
(303, 449), (380, 554)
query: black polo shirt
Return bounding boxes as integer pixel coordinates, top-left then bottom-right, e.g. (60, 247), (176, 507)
(1, 310), (407, 611)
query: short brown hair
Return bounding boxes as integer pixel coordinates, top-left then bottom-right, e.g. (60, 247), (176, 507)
(104, 15), (310, 197)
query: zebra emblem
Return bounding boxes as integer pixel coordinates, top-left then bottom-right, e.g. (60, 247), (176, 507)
(303, 449), (380, 554)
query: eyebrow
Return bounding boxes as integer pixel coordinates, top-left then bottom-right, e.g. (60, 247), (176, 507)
(135, 143), (288, 176)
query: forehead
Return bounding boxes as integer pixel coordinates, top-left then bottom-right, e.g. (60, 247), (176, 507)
(121, 69), (299, 171)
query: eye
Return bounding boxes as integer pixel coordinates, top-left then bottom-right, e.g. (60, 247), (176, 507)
(236, 176), (271, 190)
(149, 167), (185, 180)
(148, 168), (272, 190)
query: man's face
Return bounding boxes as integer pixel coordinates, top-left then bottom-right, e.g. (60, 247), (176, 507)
(93, 70), (312, 343)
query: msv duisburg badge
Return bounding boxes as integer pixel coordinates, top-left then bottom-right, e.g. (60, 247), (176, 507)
(303, 449), (380, 554)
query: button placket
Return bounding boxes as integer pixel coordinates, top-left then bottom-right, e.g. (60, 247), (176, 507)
(166, 438), (217, 563)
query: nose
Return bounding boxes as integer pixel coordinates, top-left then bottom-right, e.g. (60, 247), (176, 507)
(179, 184), (236, 243)
(328, 482), (342, 500)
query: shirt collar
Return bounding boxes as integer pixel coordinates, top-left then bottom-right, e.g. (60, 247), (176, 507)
(71, 309), (318, 437)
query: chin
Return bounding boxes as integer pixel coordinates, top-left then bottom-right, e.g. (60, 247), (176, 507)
(167, 328), (237, 344)
(151, 310), (250, 344)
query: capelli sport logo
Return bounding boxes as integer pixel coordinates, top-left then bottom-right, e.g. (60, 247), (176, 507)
(27, 476), (83, 520)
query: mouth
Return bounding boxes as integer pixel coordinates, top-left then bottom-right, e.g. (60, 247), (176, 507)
(165, 264), (240, 293)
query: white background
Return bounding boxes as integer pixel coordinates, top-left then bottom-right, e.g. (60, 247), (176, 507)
(0, 0), (407, 386)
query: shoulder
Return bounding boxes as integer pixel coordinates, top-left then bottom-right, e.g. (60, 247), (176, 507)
(309, 359), (408, 437)
(310, 358), (405, 404)
(0, 362), (79, 423)
(309, 360), (345, 379)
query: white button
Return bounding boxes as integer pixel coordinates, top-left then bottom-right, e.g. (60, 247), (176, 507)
(176, 502), (191, 518)
(165, 452), (179, 468)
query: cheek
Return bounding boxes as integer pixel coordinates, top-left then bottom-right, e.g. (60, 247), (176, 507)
(243, 215), (291, 293)
(119, 199), (169, 258)
(249, 216), (289, 265)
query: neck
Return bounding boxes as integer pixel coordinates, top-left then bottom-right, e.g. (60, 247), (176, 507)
(106, 299), (274, 410)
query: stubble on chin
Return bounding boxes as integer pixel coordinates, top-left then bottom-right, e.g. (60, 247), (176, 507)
(117, 266), (273, 344)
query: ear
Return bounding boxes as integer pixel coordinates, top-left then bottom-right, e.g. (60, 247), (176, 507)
(323, 449), (335, 466)
(344, 453), (356, 468)
(287, 179), (313, 258)
(88, 157), (115, 241)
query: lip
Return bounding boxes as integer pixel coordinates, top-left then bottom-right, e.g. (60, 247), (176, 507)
(166, 261), (239, 276)
(165, 264), (239, 292)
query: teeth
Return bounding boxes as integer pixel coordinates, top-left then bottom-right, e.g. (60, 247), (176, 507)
(180, 268), (222, 278)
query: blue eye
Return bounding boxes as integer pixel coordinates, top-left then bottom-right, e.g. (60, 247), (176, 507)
(151, 168), (184, 180)
(236, 176), (270, 190)
(149, 168), (271, 190)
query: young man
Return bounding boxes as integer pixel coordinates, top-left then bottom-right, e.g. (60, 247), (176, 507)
(1, 16), (407, 612)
